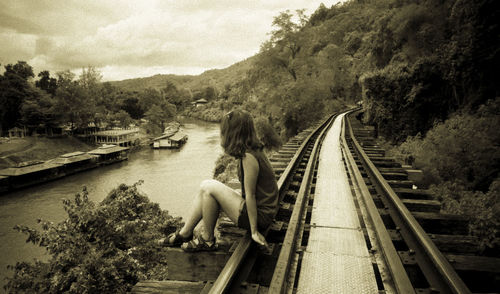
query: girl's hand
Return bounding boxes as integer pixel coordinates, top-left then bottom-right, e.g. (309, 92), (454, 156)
(251, 231), (269, 248)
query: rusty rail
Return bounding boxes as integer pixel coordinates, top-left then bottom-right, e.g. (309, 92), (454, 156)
(207, 114), (337, 294)
(344, 113), (471, 294)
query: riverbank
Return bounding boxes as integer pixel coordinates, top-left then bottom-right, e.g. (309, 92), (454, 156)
(182, 104), (224, 123)
(0, 120), (223, 292)
(0, 136), (95, 168)
(0, 128), (154, 169)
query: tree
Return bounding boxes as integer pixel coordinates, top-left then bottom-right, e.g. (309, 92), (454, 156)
(0, 61), (34, 134)
(78, 66), (102, 125)
(139, 88), (162, 113)
(53, 71), (92, 131)
(113, 110), (134, 129)
(20, 87), (59, 133)
(161, 81), (191, 109)
(6, 183), (182, 293)
(259, 10), (308, 81)
(120, 96), (143, 119)
(79, 66), (102, 93)
(144, 102), (176, 135)
(35, 70), (58, 96)
(204, 86), (216, 101)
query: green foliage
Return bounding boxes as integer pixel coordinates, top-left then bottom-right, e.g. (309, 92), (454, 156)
(144, 103), (176, 135)
(53, 71), (94, 131)
(362, 57), (452, 142)
(430, 179), (499, 251)
(20, 87), (59, 129)
(35, 71), (57, 96)
(120, 96), (143, 120)
(393, 98), (500, 191)
(254, 116), (282, 150)
(6, 183), (183, 293)
(389, 98), (500, 249)
(111, 110), (134, 129)
(184, 100), (227, 123)
(213, 154), (238, 184)
(0, 61), (35, 134)
(161, 80), (190, 108)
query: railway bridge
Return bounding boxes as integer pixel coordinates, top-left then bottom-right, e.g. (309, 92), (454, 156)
(132, 110), (499, 294)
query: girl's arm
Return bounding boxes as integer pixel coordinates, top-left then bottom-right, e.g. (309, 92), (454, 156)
(242, 152), (268, 247)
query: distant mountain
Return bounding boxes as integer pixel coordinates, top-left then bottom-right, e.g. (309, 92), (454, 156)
(109, 56), (255, 93)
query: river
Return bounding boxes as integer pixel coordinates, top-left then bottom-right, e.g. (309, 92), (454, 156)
(0, 119), (222, 290)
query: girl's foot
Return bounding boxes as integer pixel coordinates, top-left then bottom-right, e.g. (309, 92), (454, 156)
(181, 235), (216, 252)
(158, 229), (192, 247)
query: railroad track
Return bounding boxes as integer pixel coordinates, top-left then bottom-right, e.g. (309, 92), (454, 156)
(132, 113), (337, 294)
(132, 109), (499, 293)
(205, 113), (338, 293)
(343, 110), (500, 294)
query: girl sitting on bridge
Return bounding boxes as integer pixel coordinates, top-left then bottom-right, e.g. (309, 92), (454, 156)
(160, 109), (279, 251)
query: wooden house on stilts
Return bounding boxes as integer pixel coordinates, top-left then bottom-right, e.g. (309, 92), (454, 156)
(152, 131), (188, 149)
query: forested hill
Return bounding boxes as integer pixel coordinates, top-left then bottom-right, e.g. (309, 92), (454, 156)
(109, 57), (254, 93)
(110, 0), (498, 142)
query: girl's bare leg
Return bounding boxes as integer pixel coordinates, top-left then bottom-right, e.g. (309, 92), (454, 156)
(199, 179), (244, 240)
(178, 190), (203, 238)
(179, 179), (244, 241)
(201, 187), (220, 240)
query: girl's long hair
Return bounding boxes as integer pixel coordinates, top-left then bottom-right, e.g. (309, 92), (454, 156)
(220, 109), (263, 158)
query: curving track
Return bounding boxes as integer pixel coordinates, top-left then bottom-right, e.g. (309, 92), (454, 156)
(132, 109), (499, 294)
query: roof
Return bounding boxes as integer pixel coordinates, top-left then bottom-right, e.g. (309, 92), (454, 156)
(60, 151), (86, 158)
(52, 153), (96, 164)
(163, 122), (180, 135)
(94, 129), (138, 136)
(195, 98), (208, 103)
(0, 161), (62, 176)
(88, 145), (129, 155)
(153, 133), (172, 141)
(169, 132), (188, 141)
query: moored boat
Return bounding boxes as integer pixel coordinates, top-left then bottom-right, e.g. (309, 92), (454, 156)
(0, 161), (64, 190)
(152, 131), (188, 149)
(88, 144), (129, 165)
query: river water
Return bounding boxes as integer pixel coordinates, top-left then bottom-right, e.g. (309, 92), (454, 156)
(0, 119), (222, 290)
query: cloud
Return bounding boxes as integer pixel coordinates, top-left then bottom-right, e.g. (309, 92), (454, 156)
(0, 0), (343, 80)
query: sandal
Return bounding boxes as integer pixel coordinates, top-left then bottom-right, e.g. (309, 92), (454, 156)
(158, 229), (192, 247)
(181, 235), (216, 252)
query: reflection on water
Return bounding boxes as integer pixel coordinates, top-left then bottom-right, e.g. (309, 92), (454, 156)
(0, 119), (222, 289)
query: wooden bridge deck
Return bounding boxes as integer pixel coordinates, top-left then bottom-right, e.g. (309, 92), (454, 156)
(296, 113), (378, 293)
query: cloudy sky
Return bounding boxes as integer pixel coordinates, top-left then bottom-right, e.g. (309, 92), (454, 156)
(0, 0), (342, 81)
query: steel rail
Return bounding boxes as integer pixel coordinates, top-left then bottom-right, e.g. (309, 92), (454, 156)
(340, 112), (415, 294)
(345, 113), (471, 294)
(207, 114), (337, 294)
(268, 113), (337, 293)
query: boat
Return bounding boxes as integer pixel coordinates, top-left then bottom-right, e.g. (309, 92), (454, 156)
(51, 151), (99, 175)
(152, 131), (188, 149)
(0, 160), (64, 190)
(87, 144), (129, 165)
(0, 145), (130, 194)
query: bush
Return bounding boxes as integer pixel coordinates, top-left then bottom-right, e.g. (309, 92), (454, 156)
(5, 182), (183, 293)
(389, 98), (500, 252)
(392, 98), (500, 191)
(213, 154), (238, 184)
(430, 179), (500, 252)
(254, 116), (282, 151)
